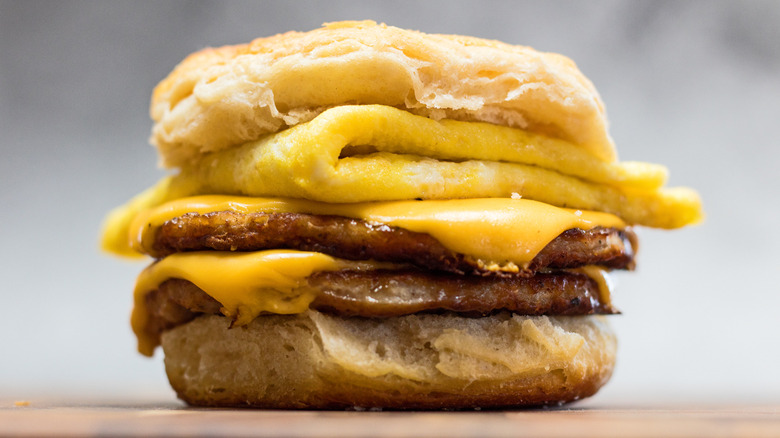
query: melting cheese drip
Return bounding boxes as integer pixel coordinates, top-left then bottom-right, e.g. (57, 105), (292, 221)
(133, 250), (385, 355)
(123, 196), (626, 268)
(572, 266), (615, 311)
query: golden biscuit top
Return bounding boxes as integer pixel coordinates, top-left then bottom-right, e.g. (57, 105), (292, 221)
(150, 20), (613, 167)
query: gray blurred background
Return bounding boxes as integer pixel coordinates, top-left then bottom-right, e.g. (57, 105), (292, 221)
(1, 1), (779, 403)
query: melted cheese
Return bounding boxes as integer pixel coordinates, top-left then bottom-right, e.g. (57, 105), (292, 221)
(572, 266), (614, 309)
(132, 250), (385, 355)
(108, 105), (673, 357)
(123, 196), (625, 268)
(132, 250), (616, 356)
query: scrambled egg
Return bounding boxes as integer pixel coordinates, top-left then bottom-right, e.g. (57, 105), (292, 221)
(103, 104), (702, 257)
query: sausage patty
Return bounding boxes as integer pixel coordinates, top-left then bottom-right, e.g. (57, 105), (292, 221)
(150, 211), (637, 275)
(140, 269), (616, 351)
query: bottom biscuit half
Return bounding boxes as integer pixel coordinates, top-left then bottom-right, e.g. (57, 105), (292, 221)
(161, 311), (616, 409)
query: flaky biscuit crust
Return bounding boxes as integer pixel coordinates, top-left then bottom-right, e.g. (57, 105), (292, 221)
(151, 21), (613, 167)
(161, 311), (616, 409)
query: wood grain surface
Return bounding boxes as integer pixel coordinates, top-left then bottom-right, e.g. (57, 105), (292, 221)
(2, 398), (779, 438)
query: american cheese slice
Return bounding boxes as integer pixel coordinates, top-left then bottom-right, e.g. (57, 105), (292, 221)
(120, 195), (625, 268)
(132, 249), (614, 356)
(133, 250), (385, 356)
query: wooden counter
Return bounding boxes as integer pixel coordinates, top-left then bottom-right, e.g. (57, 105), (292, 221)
(2, 397), (779, 437)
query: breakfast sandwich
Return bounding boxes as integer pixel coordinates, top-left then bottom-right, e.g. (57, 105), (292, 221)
(102, 21), (702, 409)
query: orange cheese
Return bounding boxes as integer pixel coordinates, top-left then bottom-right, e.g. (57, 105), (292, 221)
(572, 266), (615, 310)
(128, 196), (626, 269)
(132, 249), (615, 356)
(132, 250), (389, 355)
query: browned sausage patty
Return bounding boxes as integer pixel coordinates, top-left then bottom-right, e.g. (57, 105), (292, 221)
(140, 269), (616, 351)
(150, 211), (636, 275)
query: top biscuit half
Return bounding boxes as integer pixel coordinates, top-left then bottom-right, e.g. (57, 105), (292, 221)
(150, 20), (614, 168)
